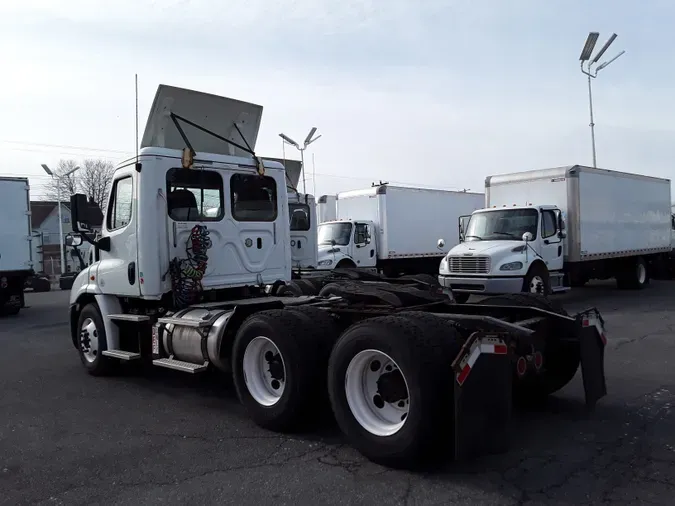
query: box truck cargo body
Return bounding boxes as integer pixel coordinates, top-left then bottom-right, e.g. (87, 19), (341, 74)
(317, 194), (337, 223)
(438, 165), (674, 299)
(0, 177), (34, 314)
(317, 184), (484, 276)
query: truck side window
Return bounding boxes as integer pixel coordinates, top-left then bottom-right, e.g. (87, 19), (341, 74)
(166, 168), (224, 221)
(231, 174), (278, 222)
(107, 176), (133, 231)
(289, 203), (310, 231)
(354, 223), (369, 244)
(541, 210), (557, 239)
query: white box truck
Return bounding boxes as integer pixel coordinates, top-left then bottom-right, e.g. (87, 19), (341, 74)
(0, 176), (34, 314)
(316, 184), (484, 277)
(317, 194), (337, 223)
(438, 165), (674, 302)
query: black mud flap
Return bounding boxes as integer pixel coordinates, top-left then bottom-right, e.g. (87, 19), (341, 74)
(451, 332), (512, 461)
(576, 308), (608, 410)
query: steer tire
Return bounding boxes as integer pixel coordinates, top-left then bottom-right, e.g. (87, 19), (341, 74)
(232, 309), (324, 432)
(328, 314), (461, 470)
(76, 303), (117, 376)
(523, 263), (551, 295)
(476, 293), (579, 401)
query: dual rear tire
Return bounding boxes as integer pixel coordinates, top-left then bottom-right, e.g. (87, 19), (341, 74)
(232, 309), (463, 468)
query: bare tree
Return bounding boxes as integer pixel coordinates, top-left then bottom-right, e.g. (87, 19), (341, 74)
(79, 159), (115, 213)
(42, 159), (80, 202)
(41, 158), (115, 212)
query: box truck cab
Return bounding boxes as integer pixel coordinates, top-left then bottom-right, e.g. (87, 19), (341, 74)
(288, 190), (318, 270)
(439, 204), (567, 301)
(316, 185), (484, 276)
(317, 219), (376, 270)
(439, 165), (674, 301)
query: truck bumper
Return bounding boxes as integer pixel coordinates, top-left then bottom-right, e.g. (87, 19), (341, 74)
(438, 274), (523, 294)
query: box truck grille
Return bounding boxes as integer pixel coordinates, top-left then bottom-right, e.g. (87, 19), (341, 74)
(447, 255), (491, 274)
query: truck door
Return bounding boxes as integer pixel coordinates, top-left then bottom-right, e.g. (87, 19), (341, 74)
(458, 215), (471, 242)
(540, 209), (564, 271)
(96, 169), (141, 296)
(289, 201), (316, 269)
(351, 222), (376, 267)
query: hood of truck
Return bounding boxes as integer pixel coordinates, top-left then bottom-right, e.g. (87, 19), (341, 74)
(141, 84), (263, 158)
(448, 240), (524, 256)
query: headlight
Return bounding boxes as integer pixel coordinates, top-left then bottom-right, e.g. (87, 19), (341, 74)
(318, 259), (333, 266)
(500, 261), (523, 271)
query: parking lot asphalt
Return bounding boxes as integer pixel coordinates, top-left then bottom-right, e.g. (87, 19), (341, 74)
(1, 283), (674, 506)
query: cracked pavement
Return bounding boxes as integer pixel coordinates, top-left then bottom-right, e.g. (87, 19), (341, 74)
(1, 283), (674, 505)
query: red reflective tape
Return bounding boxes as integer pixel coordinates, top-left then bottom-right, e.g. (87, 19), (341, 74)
(456, 364), (471, 386)
(582, 319), (590, 327)
(600, 332), (607, 346)
(493, 344), (508, 355)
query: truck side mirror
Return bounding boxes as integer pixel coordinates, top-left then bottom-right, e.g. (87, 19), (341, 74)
(522, 232), (533, 242)
(437, 238), (446, 249)
(70, 193), (103, 233)
(65, 233), (83, 247)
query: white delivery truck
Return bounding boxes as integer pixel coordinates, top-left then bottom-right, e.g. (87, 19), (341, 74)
(317, 194), (337, 223)
(438, 165), (674, 302)
(316, 185), (484, 277)
(65, 85), (609, 470)
(0, 177), (34, 315)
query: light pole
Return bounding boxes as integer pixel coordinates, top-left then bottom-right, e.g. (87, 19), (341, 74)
(41, 163), (80, 275)
(279, 127), (321, 195)
(578, 32), (626, 168)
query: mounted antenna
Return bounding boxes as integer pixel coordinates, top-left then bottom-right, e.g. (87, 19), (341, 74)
(134, 74), (141, 172)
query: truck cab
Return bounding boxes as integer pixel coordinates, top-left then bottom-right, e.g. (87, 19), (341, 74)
(439, 204), (567, 299)
(287, 190), (318, 270)
(316, 219), (377, 270)
(68, 86), (292, 340)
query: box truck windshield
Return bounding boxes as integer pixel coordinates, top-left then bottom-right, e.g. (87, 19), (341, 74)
(318, 222), (352, 246)
(465, 208), (538, 241)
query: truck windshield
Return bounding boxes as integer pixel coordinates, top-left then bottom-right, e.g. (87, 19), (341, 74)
(465, 208), (538, 241)
(318, 222), (352, 246)
(289, 203), (310, 231)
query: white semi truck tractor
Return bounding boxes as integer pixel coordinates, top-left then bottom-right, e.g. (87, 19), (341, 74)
(439, 165), (674, 302)
(66, 85), (609, 470)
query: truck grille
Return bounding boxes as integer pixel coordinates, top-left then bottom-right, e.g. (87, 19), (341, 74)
(447, 255), (491, 274)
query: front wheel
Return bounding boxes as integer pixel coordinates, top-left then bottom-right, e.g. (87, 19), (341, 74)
(523, 263), (550, 295)
(77, 303), (116, 376)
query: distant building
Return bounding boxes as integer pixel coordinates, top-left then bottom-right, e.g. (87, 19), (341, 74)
(30, 200), (102, 277)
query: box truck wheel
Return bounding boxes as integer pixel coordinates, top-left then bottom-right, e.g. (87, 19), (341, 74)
(616, 257), (649, 290)
(453, 293), (470, 304)
(523, 263), (550, 295)
(335, 259), (356, 269)
(232, 309), (325, 432)
(328, 314), (460, 469)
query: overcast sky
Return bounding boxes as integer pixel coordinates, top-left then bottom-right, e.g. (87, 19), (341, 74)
(1, 0), (673, 200)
